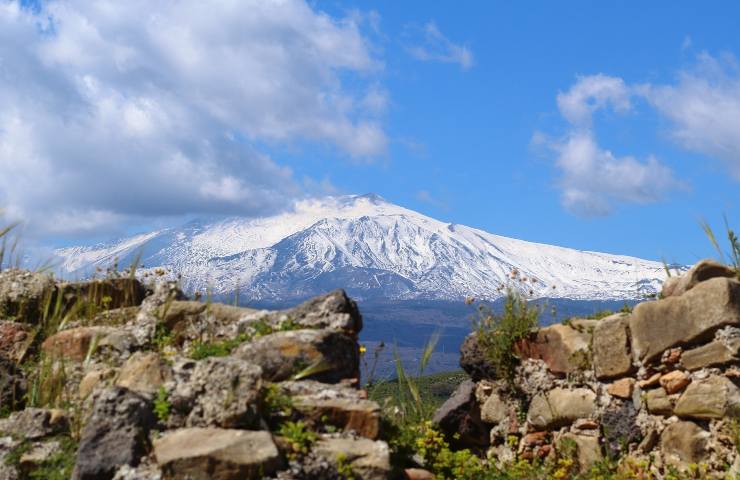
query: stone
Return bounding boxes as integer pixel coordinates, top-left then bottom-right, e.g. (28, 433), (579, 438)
(681, 338), (740, 370)
(283, 381), (380, 439)
(171, 357), (262, 429)
(0, 269), (55, 323)
(19, 440), (62, 471)
(592, 313), (633, 380)
(645, 388), (673, 416)
(0, 408), (68, 439)
(480, 391), (509, 424)
(72, 386), (155, 480)
(557, 433), (602, 472)
(404, 468), (434, 480)
(522, 431), (549, 447)
(527, 388), (596, 430)
(674, 375), (740, 420)
(57, 277), (146, 311)
(41, 326), (117, 361)
(313, 437), (391, 480)
(661, 347), (682, 365)
(660, 370), (690, 394)
(432, 380), (488, 449)
(660, 421), (710, 465)
(515, 323), (590, 375)
(668, 259), (737, 298)
(607, 378), (635, 399)
(661, 276), (680, 298)
(0, 321), (32, 363)
(264, 289), (362, 334)
(629, 277), (740, 363)
(236, 329), (358, 383)
(0, 356), (26, 412)
(154, 428), (282, 480)
(116, 352), (172, 395)
(459, 333), (497, 381)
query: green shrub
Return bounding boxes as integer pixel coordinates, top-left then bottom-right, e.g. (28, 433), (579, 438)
(475, 290), (538, 383)
(278, 421), (317, 459)
(153, 386), (171, 422)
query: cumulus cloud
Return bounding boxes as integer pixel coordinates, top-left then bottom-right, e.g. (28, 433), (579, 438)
(549, 75), (681, 216)
(0, 0), (386, 236)
(640, 53), (740, 179)
(406, 21), (473, 70)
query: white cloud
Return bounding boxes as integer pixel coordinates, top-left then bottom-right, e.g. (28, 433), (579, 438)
(549, 75), (681, 216)
(640, 53), (740, 179)
(0, 0), (386, 236)
(406, 22), (473, 70)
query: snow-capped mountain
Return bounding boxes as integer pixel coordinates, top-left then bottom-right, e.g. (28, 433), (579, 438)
(55, 194), (667, 302)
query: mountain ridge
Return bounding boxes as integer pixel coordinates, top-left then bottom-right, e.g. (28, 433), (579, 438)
(55, 194), (668, 302)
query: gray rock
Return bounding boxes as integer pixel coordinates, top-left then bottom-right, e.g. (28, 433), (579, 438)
(674, 375), (740, 420)
(153, 428), (282, 480)
(629, 277), (740, 363)
(592, 313), (633, 379)
(527, 388), (596, 430)
(72, 386), (155, 480)
(660, 421), (710, 465)
(0, 269), (55, 323)
(600, 401), (642, 459)
(680, 338), (740, 370)
(265, 289), (362, 334)
(480, 392), (509, 425)
(432, 380), (488, 449)
(171, 357), (262, 429)
(312, 437), (391, 480)
(459, 333), (497, 381)
(645, 388), (673, 416)
(236, 329), (358, 383)
(0, 408), (68, 440)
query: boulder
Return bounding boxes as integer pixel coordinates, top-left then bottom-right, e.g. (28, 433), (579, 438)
(312, 437), (391, 480)
(41, 326), (118, 361)
(674, 375), (740, 420)
(0, 356), (26, 412)
(681, 338), (740, 370)
(527, 388), (596, 430)
(263, 289), (362, 334)
(0, 321), (32, 363)
(557, 432), (602, 472)
(660, 421), (710, 465)
(645, 389), (673, 416)
(72, 386), (155, 480)
(666, 259), (736, 298)
(629, 277), (740, 363)
(154, 428), (282, 480)
(459, 333), (497, 381)
(432, 380), (488, 449)
(236, 329), (358, 383)
(115, 351), (173, 395)
(171, 357), (262, 429)
(592, 313), (633, 379)
(0, 408), (68, 440)
(0, 269), (55, 323)
(515, 323), (590, 375)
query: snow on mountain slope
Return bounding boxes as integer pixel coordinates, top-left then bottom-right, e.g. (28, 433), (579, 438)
(54, 193), (667, 301)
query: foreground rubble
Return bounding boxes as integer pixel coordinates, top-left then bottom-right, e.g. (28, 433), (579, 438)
(0, 271), (389, 479)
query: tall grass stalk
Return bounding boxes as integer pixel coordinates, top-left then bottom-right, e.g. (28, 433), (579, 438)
(700, 217), (740, 272)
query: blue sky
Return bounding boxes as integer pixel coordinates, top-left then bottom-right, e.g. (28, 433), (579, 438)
(1, 1), (738, 264)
